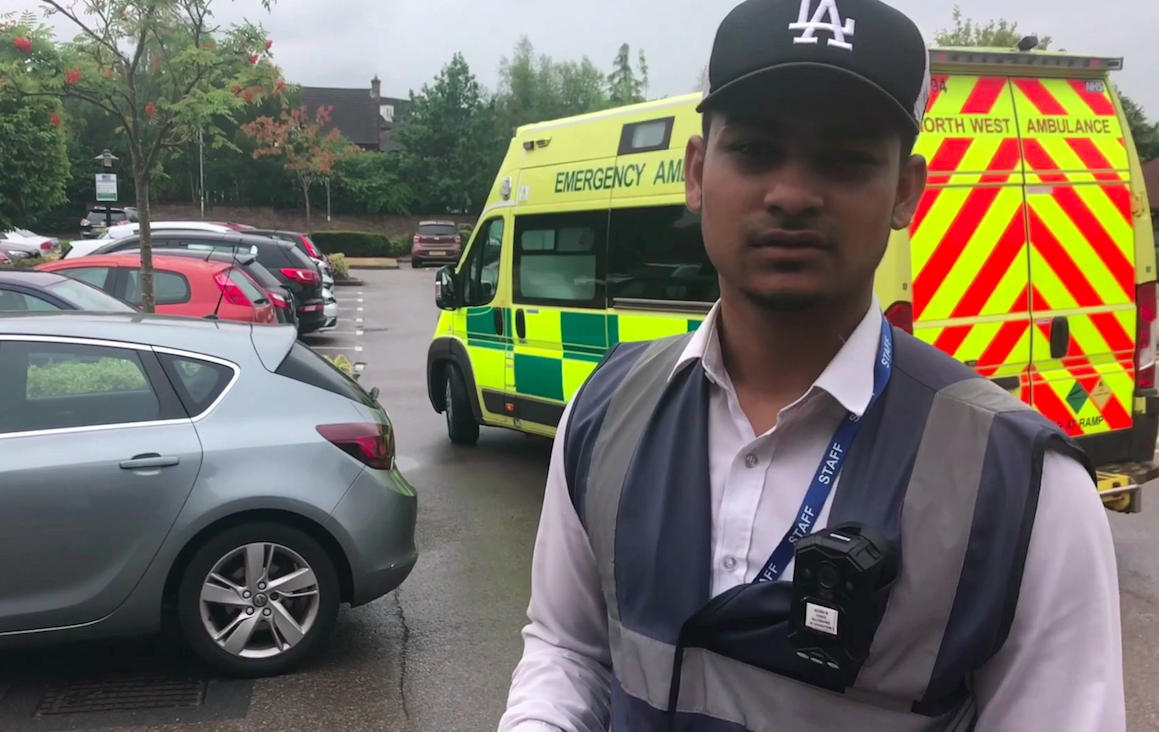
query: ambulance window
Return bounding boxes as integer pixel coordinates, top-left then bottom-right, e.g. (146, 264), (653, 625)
(514, 212), (606, 309)
(618, 117), (675, 155)
(462, 217), (504, 306)
(608, 206), (717, 304)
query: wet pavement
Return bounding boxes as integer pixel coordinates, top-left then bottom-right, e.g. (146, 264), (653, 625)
(0, 265), (1156, 731)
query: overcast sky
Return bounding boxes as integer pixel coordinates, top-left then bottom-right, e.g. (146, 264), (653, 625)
(14, 0), (1159, 118)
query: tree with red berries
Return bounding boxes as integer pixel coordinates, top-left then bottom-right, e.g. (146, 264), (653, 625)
(242, 105), (358, 231)
(0, 2), (281, 311)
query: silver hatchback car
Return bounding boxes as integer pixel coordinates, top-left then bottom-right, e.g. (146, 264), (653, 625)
(0, 313), (417, 677)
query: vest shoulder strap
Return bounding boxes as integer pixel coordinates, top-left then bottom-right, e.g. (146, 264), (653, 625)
(563, 334), (693, 526)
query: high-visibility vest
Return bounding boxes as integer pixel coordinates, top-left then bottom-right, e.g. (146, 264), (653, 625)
(563, 327), (1092, 731)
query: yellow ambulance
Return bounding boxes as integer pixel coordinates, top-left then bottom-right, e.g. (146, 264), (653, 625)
(426, 47), (1157, 510)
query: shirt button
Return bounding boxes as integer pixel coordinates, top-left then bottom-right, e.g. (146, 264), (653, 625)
(744, 453), (758, 468)
(723, 556), (738, 570)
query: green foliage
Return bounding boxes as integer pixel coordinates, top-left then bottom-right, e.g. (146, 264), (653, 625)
(334, 152), (413, 215)
(327, 252), (349, 280)
(934, 6), (1052, 49)
(27, 357), (147, 398)
(0, 94), (70, 231)
(395, 53), (503, 214)
(1120, 92), (1159, 162)
(495, 37), (610, 135)
(309, 230), (391, 257)
(324, 353), (353, 376)
(607, 43), (649, 105)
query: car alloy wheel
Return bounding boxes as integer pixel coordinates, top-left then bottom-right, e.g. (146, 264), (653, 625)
(199, 542), (321, 659)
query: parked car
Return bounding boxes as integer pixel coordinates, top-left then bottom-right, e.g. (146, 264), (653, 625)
(0, 312), (418, 676)
(248, 229), (334, 286)
(322, 287), (338, 330)
(85, 231), (328, 334)
(38, 254), (277, 325)
(1, 240), (46, 263)
(410, 221), (462, 268)
(3, 229), (60, 256)
(68, 221), (235, 258)
(112, 247), (298, 327)
(80, 206), (139, 239)
(0, 270), (137, 312)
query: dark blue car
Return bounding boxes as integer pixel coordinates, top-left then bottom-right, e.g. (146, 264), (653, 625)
(0, 270), (136, 313)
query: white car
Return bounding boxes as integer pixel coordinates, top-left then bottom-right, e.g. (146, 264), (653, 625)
(3, 229), (60, 256)
(321, 286), (339, 330)
(65, 222), (234, 259)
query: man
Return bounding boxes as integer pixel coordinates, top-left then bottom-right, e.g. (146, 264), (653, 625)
(499, 0), (1125, 730)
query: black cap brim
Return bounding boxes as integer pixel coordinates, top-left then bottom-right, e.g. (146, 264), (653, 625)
(697, 62), (921, 133)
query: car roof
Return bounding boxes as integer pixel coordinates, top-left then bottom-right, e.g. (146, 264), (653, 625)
(113, 247), (258, 266)
(0, 269), (71, 287)
(46, 253), (230, 274)
(0, 311), (297, 363)
(418, 220), (457, 226)
(114, 230), (294, 249)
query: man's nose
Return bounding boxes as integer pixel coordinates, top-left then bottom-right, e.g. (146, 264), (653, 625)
(762, 160), (824, 218)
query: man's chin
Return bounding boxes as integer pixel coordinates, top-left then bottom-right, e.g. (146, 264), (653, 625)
(738, 286), (830, 313)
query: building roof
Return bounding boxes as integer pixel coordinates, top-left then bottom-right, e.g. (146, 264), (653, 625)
(301, 86), (378, 147)
(1143, 158), (1159, 209)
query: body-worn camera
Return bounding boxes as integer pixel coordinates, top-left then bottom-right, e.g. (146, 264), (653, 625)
(787, 523), (898, 686)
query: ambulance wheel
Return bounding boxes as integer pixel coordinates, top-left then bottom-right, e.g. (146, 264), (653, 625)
(444, 365), (479, 446)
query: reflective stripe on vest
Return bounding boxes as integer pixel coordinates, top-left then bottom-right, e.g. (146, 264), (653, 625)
(564, 328), (1092, 732)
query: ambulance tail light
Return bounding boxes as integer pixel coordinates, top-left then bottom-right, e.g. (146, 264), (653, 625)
(885, 302), (914, 335)
(1135, 282), (1157, 390)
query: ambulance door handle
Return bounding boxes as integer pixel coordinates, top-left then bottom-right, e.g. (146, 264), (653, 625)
(515, 309), (527, 340)
(1050, 317), (1071, 360)
(493, 308), (504, 335)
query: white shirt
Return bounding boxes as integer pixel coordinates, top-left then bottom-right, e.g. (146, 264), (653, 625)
(499, 301), (1125, 732)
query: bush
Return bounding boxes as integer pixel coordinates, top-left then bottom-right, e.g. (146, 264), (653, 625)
(328, 253), (350, 280)
(28, 358), (148, 398)
(324, 354), (354, 376)
(309, 231), (390, 258)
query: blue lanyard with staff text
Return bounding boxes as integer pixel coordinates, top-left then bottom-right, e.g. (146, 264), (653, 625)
(755, 317), (895, 584)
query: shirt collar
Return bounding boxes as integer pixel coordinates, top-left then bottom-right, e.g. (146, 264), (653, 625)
(669, 296), (883, 417)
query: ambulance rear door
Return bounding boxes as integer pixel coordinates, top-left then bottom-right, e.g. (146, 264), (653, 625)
(910, 74), (1033, 400)
(1011, 77), (1137, 439)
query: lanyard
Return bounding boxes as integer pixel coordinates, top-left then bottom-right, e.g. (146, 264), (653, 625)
(754, 317), (894, 584)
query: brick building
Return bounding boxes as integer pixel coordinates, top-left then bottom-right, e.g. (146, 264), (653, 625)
(300, 76), (409, 152)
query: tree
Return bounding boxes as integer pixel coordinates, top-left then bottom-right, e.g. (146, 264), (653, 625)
(495, 36), (608, 133)
(607, 43), (648, 106)
(0, 0), (280, 312)
(0, 19), (70, 231)
(242, 105), (356, 230)
(934, 6), (1052, 50)
(334, 151), (413, 216)
(395, 53), (501, 214)
(1120, 92), (1159, 162)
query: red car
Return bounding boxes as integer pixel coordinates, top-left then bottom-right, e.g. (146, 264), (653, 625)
(410, 221), (462, 268)
(38, 254), (277, 325)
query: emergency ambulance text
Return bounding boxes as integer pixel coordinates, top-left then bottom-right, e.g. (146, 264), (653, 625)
(1026, 118), (1114, 135)
(555, 164), (647, 194)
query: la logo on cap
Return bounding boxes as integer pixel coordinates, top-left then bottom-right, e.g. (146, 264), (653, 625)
(790, 0), (856, 51)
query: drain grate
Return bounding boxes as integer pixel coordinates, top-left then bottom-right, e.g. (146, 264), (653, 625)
(34, 674), (206, 716)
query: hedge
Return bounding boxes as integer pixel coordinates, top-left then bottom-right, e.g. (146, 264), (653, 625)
(28, 358), (148, 399)
(310, 231), (412, 258)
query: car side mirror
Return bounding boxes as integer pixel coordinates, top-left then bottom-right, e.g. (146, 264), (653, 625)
(435, 265), (458, 310)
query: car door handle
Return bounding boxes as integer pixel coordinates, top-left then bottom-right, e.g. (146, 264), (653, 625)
(515, 309), (527, 340)
(120, 454), (180, 470)
(1050, 316), (1071, 360)
(493, 308), (504, 335)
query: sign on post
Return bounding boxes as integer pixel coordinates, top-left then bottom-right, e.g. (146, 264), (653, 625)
(95, 173), (118, 202)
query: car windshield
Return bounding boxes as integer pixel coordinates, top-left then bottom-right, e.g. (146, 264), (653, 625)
(418, 224), (458, 237)
(45, 278), (136, 312)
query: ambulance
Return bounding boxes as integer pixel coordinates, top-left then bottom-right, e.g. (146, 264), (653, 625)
(426, 47), (1157, 511)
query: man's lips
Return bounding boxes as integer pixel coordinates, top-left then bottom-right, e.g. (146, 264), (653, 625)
(750, 230), (831, 250)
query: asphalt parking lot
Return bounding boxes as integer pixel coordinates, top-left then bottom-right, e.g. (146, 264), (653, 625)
(0, 265), (1157, 731)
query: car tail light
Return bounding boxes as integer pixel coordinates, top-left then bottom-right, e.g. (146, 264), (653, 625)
(269, 292), (289, 310)
(281, 267), (321, 285)
(1136, 282), (1157, 390)
(0, 252), (10, 264)
(299, 235), (322, 259)
(80, 218), (91, 227)
(454, 235), (461, 244)
(40, 241), (53, 251)
(884, 301), (914, 335)
(317, 422), (394, 470)
(213, 270), (252, 307)
(299, 303), (324, 313)
(413, 235), (421, 244)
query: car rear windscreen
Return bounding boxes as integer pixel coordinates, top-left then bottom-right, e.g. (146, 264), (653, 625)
(87, 210), (127, 224)
(418, 224), (458, 238)
(275, 342), (376, 407)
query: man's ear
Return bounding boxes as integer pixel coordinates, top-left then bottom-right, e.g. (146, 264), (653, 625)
(686, 135), (707, 214)
(891, 154), (928, 230)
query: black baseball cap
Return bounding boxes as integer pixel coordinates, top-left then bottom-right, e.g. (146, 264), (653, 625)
(699, 0), (930, 132)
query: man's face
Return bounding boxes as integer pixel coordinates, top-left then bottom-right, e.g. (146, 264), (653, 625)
(686, 77), (927, 311)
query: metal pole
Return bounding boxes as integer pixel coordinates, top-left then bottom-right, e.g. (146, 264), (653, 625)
(198, 129), (206, 219)
(326, 177), (331, 222)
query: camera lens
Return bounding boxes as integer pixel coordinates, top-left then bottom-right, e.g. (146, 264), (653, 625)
(817, 563), (839, 590)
